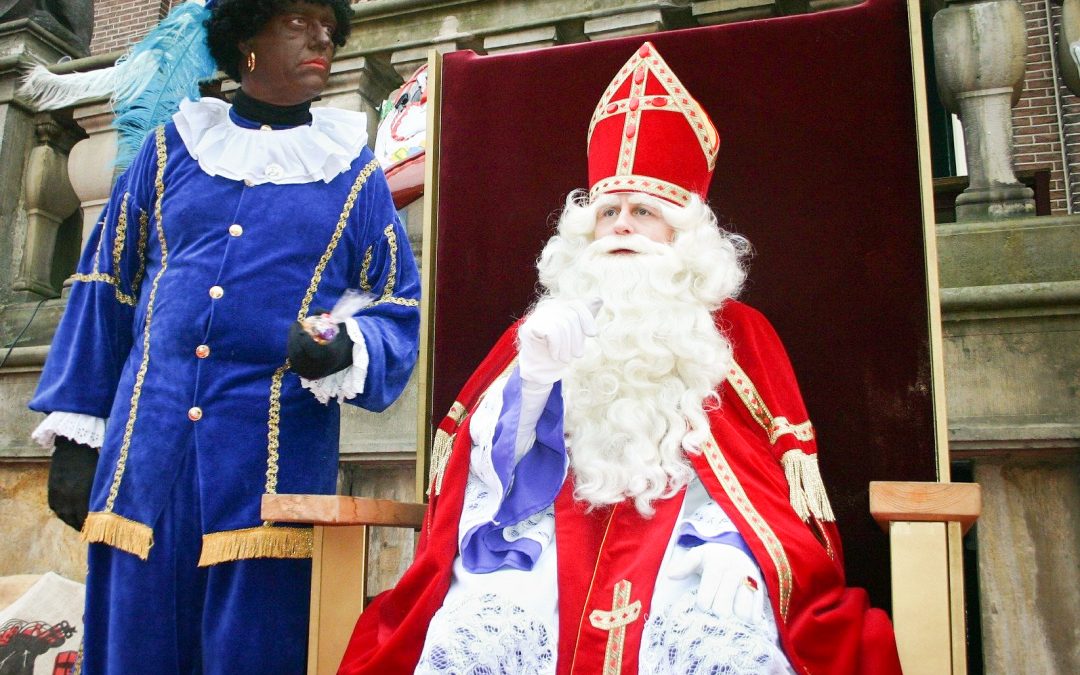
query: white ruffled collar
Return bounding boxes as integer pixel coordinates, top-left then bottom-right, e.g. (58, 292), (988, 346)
(173, 97), (369, 185)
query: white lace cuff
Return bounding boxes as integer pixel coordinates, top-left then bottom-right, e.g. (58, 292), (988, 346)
(32, 412), (106, 450)
(300, 317), (369, 405)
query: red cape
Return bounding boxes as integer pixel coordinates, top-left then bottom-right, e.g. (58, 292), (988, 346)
(340, 300), (901, 674)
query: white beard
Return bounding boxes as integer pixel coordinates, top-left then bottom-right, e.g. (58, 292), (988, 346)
(538, 234), (736, 516)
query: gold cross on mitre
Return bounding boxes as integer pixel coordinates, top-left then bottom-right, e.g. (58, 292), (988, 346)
(588, 579), (642, 675)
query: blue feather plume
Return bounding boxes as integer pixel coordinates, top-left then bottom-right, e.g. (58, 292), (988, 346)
(111, 1), (218, 169)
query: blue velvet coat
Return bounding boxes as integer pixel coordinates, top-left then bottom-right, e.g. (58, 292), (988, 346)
(31, 120), (420, 564)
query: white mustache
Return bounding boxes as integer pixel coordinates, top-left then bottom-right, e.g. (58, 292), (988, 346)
(586, 234), (671, 257)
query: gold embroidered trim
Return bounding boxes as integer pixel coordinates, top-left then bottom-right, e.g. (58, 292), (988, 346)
(103, 127), (169, 512)
(264, 363), (288, 495)
(781, 450), (836, 522)
(380, 223), (399, 298)
(768, 416), (815, 445)
(69, 273), (137, 306)
(446, 400), (468, 425)
(589, 579), (641, 675)
(359, 245), (373, 292)
(81, 511), (154, 560)
(587, 45), (718, 171)
(371, 296), (419, 308)
(701, 435), (792, 620)
(726, 362), (816, 446)
(589, 175), (691, 206)
(198, 525), (313, 566)
(111, 194), (129, 275)
(265, 157), (380, 503)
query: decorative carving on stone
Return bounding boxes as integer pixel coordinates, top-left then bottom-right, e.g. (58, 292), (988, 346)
(0, 0), (93, 54)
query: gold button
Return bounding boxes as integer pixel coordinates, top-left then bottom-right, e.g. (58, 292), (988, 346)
(244, 179), (254, 187)
(188, 406), (203, 421)
(195, 344), (210, 358)
(209, 285), (223, 299)
(260, 124), (272, 131)
(229, 224), (243, 237)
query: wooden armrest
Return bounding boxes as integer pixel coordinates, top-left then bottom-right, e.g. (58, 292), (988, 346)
(869, 481), (981, 535)
(261, 494), (426, 529)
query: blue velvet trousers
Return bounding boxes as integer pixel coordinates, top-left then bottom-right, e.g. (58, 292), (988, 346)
(80, 451), (310, 674)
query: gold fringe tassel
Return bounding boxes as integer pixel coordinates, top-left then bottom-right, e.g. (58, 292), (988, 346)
(198, 525), (313, 567)
(781, 450), (836, 522)
(81, 511), (154, 560)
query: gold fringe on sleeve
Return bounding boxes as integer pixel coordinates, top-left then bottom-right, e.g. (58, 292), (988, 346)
(81, 511), (154, 560)
(198, 525), (313, 567)
(781, 450), (836, 522)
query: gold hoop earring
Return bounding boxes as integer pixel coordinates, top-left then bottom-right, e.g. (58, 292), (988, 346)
(246, 51), (256, 73)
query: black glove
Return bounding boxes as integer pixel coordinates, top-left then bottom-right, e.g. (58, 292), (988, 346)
(287, 318), (355, 380)
(48, 436), (98, 531)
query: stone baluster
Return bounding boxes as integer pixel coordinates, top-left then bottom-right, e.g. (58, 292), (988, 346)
(933, 0), (1036, 221)
(15, 113), (83, 300)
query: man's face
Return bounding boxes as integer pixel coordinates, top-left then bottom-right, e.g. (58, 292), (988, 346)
(593, 193), (675, 246)
(239, 2), (338, 106)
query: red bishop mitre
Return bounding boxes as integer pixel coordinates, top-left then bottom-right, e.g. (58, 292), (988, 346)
(587, 42), (720, 205)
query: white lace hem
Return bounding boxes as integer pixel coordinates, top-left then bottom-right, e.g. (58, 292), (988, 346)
(300, 318), (368, 405)
(32, 412), (106, 450)
(642, 592), (793, 675)
(173, 97), (369, 185)
(416, 592), (555, 675)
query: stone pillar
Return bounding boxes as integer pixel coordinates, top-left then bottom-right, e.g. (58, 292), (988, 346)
(933, 0), (1036, 221)
(391, 42), (457, 81)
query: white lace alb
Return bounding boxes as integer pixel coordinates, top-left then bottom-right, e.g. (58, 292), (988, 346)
(641, 592), (793, 675)
(416, 592), (555, 675)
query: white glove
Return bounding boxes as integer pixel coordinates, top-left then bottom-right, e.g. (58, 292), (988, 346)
(517, 298), (601, 385)
(668, 543), (767, 624)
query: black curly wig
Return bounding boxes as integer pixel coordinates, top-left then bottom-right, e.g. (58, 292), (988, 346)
(206, 0), (354, 81)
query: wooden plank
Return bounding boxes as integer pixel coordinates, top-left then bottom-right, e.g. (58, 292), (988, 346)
(889, 521), (954, 675)
(309, 525), (367, 675)
(262, 494), (426, 528)
(869, 481), (981, 534)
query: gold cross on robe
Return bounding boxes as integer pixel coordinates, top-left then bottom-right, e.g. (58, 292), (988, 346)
(588, 579), (642, 675)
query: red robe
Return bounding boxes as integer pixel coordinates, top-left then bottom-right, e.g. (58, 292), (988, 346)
(339, 300), (902, 674)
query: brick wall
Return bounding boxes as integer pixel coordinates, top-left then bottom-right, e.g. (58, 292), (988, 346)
(1012, 0), (1080, 214)
(89, 0), (175, 56)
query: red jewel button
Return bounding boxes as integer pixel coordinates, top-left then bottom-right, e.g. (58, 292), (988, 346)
(638, 43), (651, 57)
(625, 123), (637, 139)
(628, 97), (640, 111)
(652, 96), (667, 107)
(606, 103), (618, 114)
(634, 67), (645, 85)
